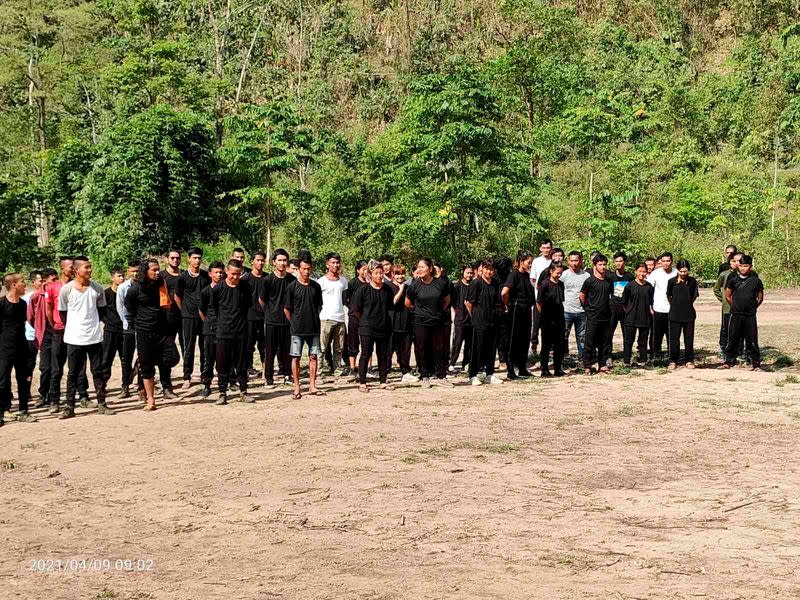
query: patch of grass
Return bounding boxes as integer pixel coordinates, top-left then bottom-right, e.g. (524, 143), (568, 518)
(555, 416), (584, 429)
(610, 365), (632, 376)
(725, 377), (739, 382)
(473, 442), (519, 454)
(616, 404), (634, 417)
(762, 348), (795, 369)
(400, 454), (420, 464)
(95, 590), (116, 599)
(401, 440), (521, 463)
(696, 396), (721, 407)
(655, 367), (668, 375)
(0, 460), (17, 470)
(789, 411), (800, 421)
(20, 442), (37, 450)
(417, 445), (451, 458)
(775, 375), (800, 387)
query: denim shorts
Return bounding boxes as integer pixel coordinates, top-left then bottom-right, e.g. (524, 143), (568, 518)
(290, 335), (321, 357)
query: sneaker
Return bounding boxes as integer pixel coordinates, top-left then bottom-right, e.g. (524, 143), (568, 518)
(16, 412), (38, 423)
(517, 370), (533, 378)
(469, 376), (482, 386)
(79, 396), (90, 408)
(476, 372), (487, 382)
(507, 372), (519, 381)
(215, 393), (228, 406)
(201, 386), (211, 399)
(554, 370), (567, 377)
(248, 368), (260, 378)
(120, 386), (131, 399)
(686, 362), (695, 369)
(448, 365), (456, 373)
(96, 404), (116, 415)
(59, 407), (75, 420)
(433, 378), (454, 388)
(489, 375), (503, 385)
(229, 382), (239, 392)
(401, 373), (419, 383)
(163, 389), (178, 400)
(540, 370), (553, 378)
(239, 393), (255, 403)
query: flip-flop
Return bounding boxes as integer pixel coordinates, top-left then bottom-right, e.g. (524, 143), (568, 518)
(291, 392), (302, 400)
(308, 390), (327, 396)
(142, 404), (157, 411)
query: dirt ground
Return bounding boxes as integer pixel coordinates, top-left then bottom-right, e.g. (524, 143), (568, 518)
(2, 289), (800, 599)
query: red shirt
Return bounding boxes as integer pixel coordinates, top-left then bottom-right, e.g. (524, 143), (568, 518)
(45, 280), (66, 331)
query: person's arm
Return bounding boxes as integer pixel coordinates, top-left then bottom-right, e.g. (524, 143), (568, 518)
(666, 280), (673, 305)
(691, 279), (700, 303)
(756, 282), (764, 307)
(441, 293), (450, 311)
(464, 300), (474, 317)
(501, 286), (511, 306)
(713, 272), (725, 303)
(199, 289), (208, 322)
(578, 291), (587, 307)
(174, 276), (184, 310)
(45, 293), (55, 328)
(404, 285), (415, 310)
(392, 283), (405, 305)
(724, 286), (733, 308)
(96, 284), (107, 320)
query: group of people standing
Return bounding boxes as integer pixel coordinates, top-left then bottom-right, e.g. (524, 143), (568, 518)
(0, 242), (765, 426)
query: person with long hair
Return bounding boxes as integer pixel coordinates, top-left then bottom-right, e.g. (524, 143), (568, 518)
(387, 264), (417, 382)
(344, 260), (368, 378)
(405, 258), (452, 387)
(501, 250), (535, 379)
(449, 264), (474, 372)
(0, 273), (35, 425)
(666, 259), (700, 369)
(125, 259), (180, 411)
(536, 262), (566, 377)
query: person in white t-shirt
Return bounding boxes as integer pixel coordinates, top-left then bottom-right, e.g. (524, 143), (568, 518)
(646, 252), (678, 357)
(317, 252), (348, 376)
(57, 255), (114, 419)
(529, 239), (553, 355)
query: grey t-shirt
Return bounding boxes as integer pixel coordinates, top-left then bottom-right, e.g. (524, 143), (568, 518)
(561, 268), (590, 314)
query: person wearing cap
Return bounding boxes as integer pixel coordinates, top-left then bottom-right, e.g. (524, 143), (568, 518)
(722, 254), (763, 370)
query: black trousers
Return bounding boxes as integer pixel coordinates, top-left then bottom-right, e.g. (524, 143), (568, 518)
(182, 317), (205, 379)
(389, 331), (412, 373)
(264, 324), (291, 383)
(583, 319), (610, 369)
(530, 306), (541, 351)
(540, 318), (565, 373)
(216, 337), (248, 393)
(202, 333), (217, 386)
(468, 327), (497, 378)
(606, 305), (625, 360)
(166, 316), (183, 357)
(246, 319), (265, 370)
(347, 316), (361, 358)
(497, 310), (510, 364)
(622, 325), (649, 364)
(669, 320), (695, 364)
(726, 314), (760, 367)
(359, 335), (389, 384)
(26, 340), (37, 392)
(507, 303), (532, 373)
(49, 331), (87, 403)
(443, 322), (452, 368)
(720, 313), (746, 360)
(120, 332), (137, 388)
(66, 343), (107, 408)
(101, 329), (131, 386)
(413, 324), (448, 379)
(0, 341), (31, 413)
(449, 323), (473, 368)
(651, 312), (670, 356)
(37, 332), (52, 400)
(137, 332), (180, 381)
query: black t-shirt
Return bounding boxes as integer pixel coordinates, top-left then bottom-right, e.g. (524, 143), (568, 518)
(504, 270), (535, 306)
(718, 262), (730, 275)
(345, 277), (367, 324)
(102, 287), (123, 333)
(125, 281), (167, 333)
(580, 275), (613, 321)
(199, 285), (218, 335)
(466, 278), (499, 331)
(537, 278), (564, 323)
(667, 276), (699, 322)
(284, 279), (323, 336)
(350, 282), (394, 338)
(388, 282), (413, 333)
(609, 270), (634, 307)
(241, 271), (267, 321)
(451, 280), (472, 326)
(176, 270), (211, 319)
(0, 297), (27, 348)
(406, 277), (448, 327)
(160, 270), (183, 322)
(211, 280), (252, 340)
(622, 280), (653, 328)
(262, 272), (295, 327)
(726, 273), (764, 316)
(439, 277), (453, 324)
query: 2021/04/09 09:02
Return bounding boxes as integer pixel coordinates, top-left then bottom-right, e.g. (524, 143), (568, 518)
(27, 558), (155, 573)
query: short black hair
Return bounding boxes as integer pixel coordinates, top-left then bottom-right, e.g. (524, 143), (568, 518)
(480, 258), (494, 269)
(253, 250), (267, 259)
(551, 247), (564, 256)
(188, 247), (203, 257)
(324, 252), (341, 262)
(613, 251), (627, 260)
(540, 239), (553, 247)
(592, 253), (608, 265)
(675, 259), (690, 270)
(634, 262), (647, 271)
(227, 259), (243, 270)
(568, 250), (582, 258)
(29, 270), (41, 280)
(41, 268), (57, 279)
(272, 248), (289, 261)
(209, 260), (225, 271)
(59, 256), (73, 264)
(73, 255), (90, 267)
(739, 254), (753, 265)
(298, 250), (313, 266)
(232, 247), (245, 254)
(289, 258), (301, 268)
(645, 257), (656, 263)
(661, 252), (673, 259)
(110, 267), (124, 276)
(128, 259), (141, 268)
(379, 254), (394, 263)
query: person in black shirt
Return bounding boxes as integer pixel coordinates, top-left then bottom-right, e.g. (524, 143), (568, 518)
(209, 260), (253, 404)
(0, 273), (35, 425)
(449, 264), (474, 372)
(262, 249), (295, 389)
(493, 256), (513, 368)
(723, 255), (764, 370)
(621, 263), (653, 367)
(666, 259), (700, 369)
(198, 261), (224, 399)
(160, 249), (184, 365)
(387, 264), (417, 382)
(502, 251), (535, 379)
(536, 262), (566, 377)
(344, 260), (368, 379)
(465, 259), (503, 385)
(405, 258), (452, 387)
(284, 252), (325, 398)
(175, 247), (211, 390)
(100, 268), (127, 391)
(350, 260), (396, 392)
(241, 251), (267, 378)
(434, 262), (454, 374)
(606, 251), (634, 366)
(718, 244), (738, 275)
(579, 253), (613, 374)
(125, 259), (180, 411)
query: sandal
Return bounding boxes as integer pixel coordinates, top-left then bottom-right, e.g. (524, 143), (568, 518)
(291, 392), (302, 400)
(308, 390), (327, 396)
(142, 403), (157, 412)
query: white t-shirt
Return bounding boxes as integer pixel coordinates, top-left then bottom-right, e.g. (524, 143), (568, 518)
(317, 275), (348, 322)
(530, 256), (552, 298)
(646, 267), (678, 314)
(58, 280), (106, 345)
(561, 268), (590, 313)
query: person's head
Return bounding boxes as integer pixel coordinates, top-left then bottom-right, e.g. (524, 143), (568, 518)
(41, 268), (57, 285)
(188, 247), (203, 270)
(138, 259), (161, 285)
(379, 254), (394, 273)
(539, 239), (553, 258)
(392, 264), (406, 285)
(613, 251), (626, 272)
(231, 247), (245, 263)
(731, 252), (743, 270)
(167, 249), (181, 270)
(592, 253), (608, 275)
(208, 260), (225, 284)
(738, 254), (753, 275)
(325, 252), (341, 275)
(297, 251), (313, 281)
(287, 259), (300, 275)
(461, 264), (475, 283)
(355, 259), (368, 280)
(29, 270), (42, 290)
(72, 255), (92, 281)
(127, 259), (141, 280)
(110, 268), (125, 287)
(3, 272), (25, 295)
(252, 251), (266, 273)
(634, 262), (648, 282)
(568, 251), (582, 271)
(480, 258), (495, 281)
(367, 260), (384, 285)
(59, 256), (74, 279)
(644, 257), (656, 273)
(660, 252), (673, 270)
(226, 259), (243, 284)
(433, 261), (445, 279)
(416, 258), (434, 280)
(549, 261), (565, 281)
(272, 248), (289, 273)
(725, 244), (738, 260)
(675, 258), (690, 278)
(551, 248), (564, 264)
(515, 250), (534, 273)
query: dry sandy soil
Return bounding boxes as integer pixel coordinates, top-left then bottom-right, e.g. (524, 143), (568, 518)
(2, 289), (800, 599)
